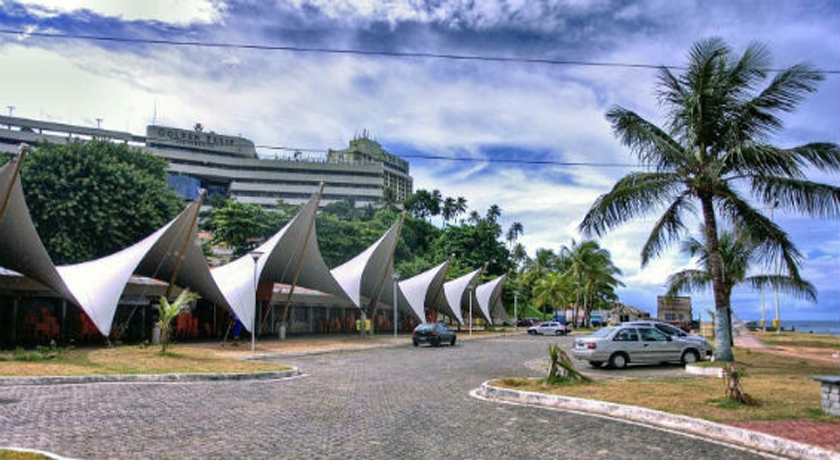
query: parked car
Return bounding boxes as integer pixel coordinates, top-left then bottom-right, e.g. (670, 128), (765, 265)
(527, 321), (571, 336)
(571, 325), (707, 369)
(621, 320), (712, 357)
(516, 318), (538, 327)
(413, 323), (457, 347)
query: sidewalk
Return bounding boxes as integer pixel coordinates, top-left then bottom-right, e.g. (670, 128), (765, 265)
(732, 320), (839, 365)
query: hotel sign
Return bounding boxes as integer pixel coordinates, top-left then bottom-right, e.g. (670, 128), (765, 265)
(146, 125), (256, 158)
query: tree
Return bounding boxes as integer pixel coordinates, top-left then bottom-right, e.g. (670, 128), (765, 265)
(506, 221), (524, 248)
(442, 197), (457, 223)
(666, 228), (816, 318)
(157, 289), (200, 353)
(19, 140), (183, 264)
(579, 38), (840, 361)
(486, 204), (502, 224)
(404, 189), (442, 220)
(454, 196), (468, 221)
(533, 272), (572, 318)
(208, 200), (286, 257)
(381, 187), (400, 212)
(559, 240), (622, 327)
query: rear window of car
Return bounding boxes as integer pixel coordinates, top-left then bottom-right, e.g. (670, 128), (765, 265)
(613, 328), (638, 341)
(415, 324), (434, 332)
(590, 327), (615, 338)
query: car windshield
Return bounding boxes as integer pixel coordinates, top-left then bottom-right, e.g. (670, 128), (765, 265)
(415, 324), (434, 332)
(590, 327), (615, 338)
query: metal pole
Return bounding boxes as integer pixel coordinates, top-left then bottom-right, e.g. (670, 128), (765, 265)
(393, 274), (398, 339)
(250, 251), (263, 355)
(514, 292), (518, 331)
(771, 202), (781, 333)
(469, 287), (473, 336)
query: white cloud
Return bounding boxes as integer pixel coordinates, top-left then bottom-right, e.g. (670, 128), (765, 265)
(15, 0), (225, 25)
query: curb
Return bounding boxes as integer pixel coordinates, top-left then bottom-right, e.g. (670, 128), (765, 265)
(477, 381), (840, 460)
(0, 367), (299, 386)
(685, 364), (724, 378)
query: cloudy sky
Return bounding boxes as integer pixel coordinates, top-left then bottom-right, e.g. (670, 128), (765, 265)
(1, 0), (838, 321)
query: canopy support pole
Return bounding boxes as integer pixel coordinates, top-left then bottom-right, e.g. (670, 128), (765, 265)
(364, 213), (406, 336)
(0, 146), (27, 224)
(274, 183), (324, 339)
(164, 190), (205, 299)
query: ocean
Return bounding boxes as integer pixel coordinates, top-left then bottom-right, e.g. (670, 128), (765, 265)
(778, 320), (840, 336)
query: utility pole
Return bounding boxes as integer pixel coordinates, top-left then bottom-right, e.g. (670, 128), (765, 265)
(513, 291), (519, 331)
(393, 273), (398, 339)
(250, 250), (264, 355)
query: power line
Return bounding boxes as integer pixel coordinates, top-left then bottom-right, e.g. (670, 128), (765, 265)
(2, 29), (838, 74)
(255, 144), (640, 167)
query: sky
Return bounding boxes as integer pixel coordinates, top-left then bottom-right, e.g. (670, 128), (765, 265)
(1, 0), (838, 321)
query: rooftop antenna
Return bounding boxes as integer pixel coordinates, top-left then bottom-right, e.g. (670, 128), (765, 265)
(152, 100), (157, 126)
(95, 118), (102, 129)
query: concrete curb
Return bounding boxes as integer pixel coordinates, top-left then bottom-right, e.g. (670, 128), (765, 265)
(477, 381), (840, 460)
(0, 367), (299, 386)
(685, 363), (724, 378)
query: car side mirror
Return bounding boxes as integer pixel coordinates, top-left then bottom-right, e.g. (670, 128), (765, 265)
(665, 335), (672, 341)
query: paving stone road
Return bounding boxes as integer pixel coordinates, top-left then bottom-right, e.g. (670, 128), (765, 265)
(0, 335), (769, 459)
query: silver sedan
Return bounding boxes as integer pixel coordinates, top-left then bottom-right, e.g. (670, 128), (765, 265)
(571, 325), (707, 369)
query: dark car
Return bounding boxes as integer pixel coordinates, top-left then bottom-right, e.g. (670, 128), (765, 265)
(516, 318), (538, 327)
(413, 323), (457, 347)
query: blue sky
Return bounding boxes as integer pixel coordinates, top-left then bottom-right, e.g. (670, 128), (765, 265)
(1, 0), (838, 321)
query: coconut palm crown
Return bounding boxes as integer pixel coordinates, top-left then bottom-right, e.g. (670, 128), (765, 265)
(579, 38), (840, 361)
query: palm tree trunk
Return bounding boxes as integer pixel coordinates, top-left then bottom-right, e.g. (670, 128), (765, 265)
(700, 195), (734, 361)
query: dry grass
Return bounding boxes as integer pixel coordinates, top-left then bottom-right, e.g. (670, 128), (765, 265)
(755, 331), (839, 350)
(0, 450), (51, 460)
(0, 345), (288, 377)
(493, 348), (837, 422)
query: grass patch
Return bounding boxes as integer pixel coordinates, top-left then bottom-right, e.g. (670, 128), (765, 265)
(755, 331), (839, 350)
(0, 345), (289, 377)
(0, 450), (51, 460)
(493, 348), (838, 423)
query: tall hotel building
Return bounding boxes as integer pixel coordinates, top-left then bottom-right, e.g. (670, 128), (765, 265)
(0, 116), (413, 209)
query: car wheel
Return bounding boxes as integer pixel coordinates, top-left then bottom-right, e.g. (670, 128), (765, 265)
(589, 361), (604, 368)
(681, 349), (700, 364)
(413, 340), (419, 347)
(555, 330), (563, 336)
(450, 337), (456, 346)
(609, 352), (629, 369)
(431, 338), (441, 347)
(528, 330), (535, 335)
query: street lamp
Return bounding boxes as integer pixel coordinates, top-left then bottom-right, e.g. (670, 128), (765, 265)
(393, 273), (399, 339)
(249, 250), (264, 355)
(513, 291), (519, 331)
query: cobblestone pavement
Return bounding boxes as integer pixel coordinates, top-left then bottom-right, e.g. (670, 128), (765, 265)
(0, 336), (769, 459)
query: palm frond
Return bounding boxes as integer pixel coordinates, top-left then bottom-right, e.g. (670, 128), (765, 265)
(722, 144), (802, 178)
(789, 142), (840, 172)
(751, 175), (840, 218)
(715, 184), (803, 278)
(606, 107), (689, 170)
(579, 172), (683, 237)
(641, 193), (693, 266)
(745, 275), (817, 302)
(666, 269), (712, 296)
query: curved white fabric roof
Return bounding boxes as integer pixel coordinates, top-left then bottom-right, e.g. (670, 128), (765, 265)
(0, 157), (76, 302)
(211, 189), (346, 332)
(398, 261), (449, 324)
(330, 218), (403, 309)
(441, 268), (482, 324)
(475, 274), (507, 325)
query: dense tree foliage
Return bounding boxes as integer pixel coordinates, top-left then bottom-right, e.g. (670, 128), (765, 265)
(18, 141), (183, 264)
(579, 38), (840, 361)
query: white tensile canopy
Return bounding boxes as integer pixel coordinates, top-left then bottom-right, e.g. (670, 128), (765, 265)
(441, 267), (482, 325)
(398, 261), (449, 324)
(475, 274), (507, 325)
(330, 217), (403, 310)
(211, 188), (350, 333)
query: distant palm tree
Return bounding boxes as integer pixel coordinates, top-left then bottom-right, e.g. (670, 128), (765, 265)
(486, 204), (502, 223)
(512, 242), (527, 267)
(442, 197), (457, 223)
(506, 221), (524, 248)
(454, 196), (468, 220)
(533, 272), (573, 319)
(667, 228), (816, 320)
(467, 210), (481, 224)
(579, 38), (840, 361)
(559, 240), (622, 327)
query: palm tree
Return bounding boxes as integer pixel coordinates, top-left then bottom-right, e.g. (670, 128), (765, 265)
(467, 210), (481, 224)
(442, 197), (457, 223)
(559, 240), (622, 327)
(157, 289), (200, 354)
(381, 187), (399, 212)
(485, 204), (501, 224)
(454, 196), (468, 220)
(667, 228), (816, 326)
(506, 221), (524, 248)
(533, 272), (572, 319)
(579, 38), (840, 361)
(512, 242), (527, 268)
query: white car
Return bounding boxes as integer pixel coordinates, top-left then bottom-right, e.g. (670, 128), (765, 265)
(622, 321), (713, 358)
(572, 325), (707, 369)
(527, 321), (571, 336)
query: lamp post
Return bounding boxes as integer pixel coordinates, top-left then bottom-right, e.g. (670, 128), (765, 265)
(771, 201), (781, 333)
(249, 250), (263, 355)
(393, 273), (399, 339)
(513, 291), (519, 331)
(469, 286), (473, 337)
